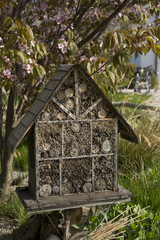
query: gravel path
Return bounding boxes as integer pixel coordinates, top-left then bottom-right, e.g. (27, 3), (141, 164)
(145, 89), (160, 107)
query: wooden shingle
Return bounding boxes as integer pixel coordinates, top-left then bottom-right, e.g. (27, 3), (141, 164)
(37, 89), (53, 102)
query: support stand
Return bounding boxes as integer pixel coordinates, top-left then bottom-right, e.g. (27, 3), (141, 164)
(62, 208), (83, 240)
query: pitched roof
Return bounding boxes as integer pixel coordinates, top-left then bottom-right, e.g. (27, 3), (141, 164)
(8, 64), (138, 152)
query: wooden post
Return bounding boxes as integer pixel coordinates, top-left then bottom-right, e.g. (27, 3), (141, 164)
(0, 87), (2, 161)
(62, 208), (83, 240)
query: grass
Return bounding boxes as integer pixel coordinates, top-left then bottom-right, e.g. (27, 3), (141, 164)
(107, 92), (151, 104)
(115, 104), (160, 239)
(0, 192), (29, 226)
(13, 139), (28, 171)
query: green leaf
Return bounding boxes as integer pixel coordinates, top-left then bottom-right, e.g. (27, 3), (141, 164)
(88, 208), (93, 220)
(122, 15), (129, 22)
(103, 31), (113, 49)
(8, 24), (17, 32)
(26, 25), (34, 40)
(16, 51), (27, 63)
(35, 43), (47, 58)
(3, 17), (13, 27)
(33, 65), (46, 78)
(67, 29), (74, 40)
(112, 32), (119, 46)
(72, 224), (88, 231)
(69, 41), (78, 54)
(87, 62), (92, 74)
(108, 70), (116, 86)
(117, 32), (124, 45)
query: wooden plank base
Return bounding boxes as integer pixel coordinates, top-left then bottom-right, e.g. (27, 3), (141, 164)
(16, 185), (132, 213)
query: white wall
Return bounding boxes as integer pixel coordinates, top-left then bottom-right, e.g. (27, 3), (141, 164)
(141, 52), (160, 85)
(140, 51), (155, 69)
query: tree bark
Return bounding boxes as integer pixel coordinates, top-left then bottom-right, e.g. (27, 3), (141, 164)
(0, 88), (2, 162)
(0, 87), (17, 195)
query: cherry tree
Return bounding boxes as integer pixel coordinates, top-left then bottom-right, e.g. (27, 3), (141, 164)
(0, 0), (160, 194)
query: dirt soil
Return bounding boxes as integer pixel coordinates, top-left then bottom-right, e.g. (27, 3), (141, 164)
(0, 215), (18, 240)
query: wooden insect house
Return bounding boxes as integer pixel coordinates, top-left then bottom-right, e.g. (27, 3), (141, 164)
(9, 64), (138, 213)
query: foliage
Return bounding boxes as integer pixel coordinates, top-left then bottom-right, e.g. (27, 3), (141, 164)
(106, 203), (160, 240)
(0, 192), (29, 225)
(13, 139), (28, 171)
(73, 204), (149, 240)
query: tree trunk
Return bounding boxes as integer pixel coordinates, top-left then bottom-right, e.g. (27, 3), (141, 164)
(0, 88), (2, 162)
(0, 87), (17, 195)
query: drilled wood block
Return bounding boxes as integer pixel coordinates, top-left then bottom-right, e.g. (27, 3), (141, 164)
(38, 100), (71, 121)
(92, 120), (115, 154)
(37, 123), (62, 159)
(94, 156), (115, 191)
(63, 121), (91, 157)
(39, 160), (60, 197)
(61, 158), (92, 195)
(54, 73), (76, 115)
(85, 101), (114, 120)
(77, 75), (100, 116)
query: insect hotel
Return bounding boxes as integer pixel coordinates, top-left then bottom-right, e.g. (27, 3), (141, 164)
(9, 64), (138, 213)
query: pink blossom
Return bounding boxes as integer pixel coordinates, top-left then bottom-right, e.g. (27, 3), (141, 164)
(23, 64), (32, 73)
(31, 41), (35, 47)
(3, 69), (11, 77)
(98, 63), (106, 74)
(28, 58), (33, 63)
(90, 56), (98, 62)
(3, 56), (10, 63)
(11, 75), (17, 81)
(99, 41), (103, 48)
(118, 13), (122, 18)
(146, 22), (152, 28)
(79, 55), (87, 63)
(0, 37), (3, 43)
(61, 24), (66, 31)
(58, 40), (68, 54)
(137, 43), (142, 48)
(131, 5), (138, 13)
(54, 14), (62, 25)
(142, 9), (147, 14)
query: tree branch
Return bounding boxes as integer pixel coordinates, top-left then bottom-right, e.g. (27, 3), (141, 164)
(77, 0), (130, 48)
(73, 0), (95, 29)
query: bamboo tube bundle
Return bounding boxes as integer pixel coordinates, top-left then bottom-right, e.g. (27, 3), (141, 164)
(87, 206), (149, 240)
